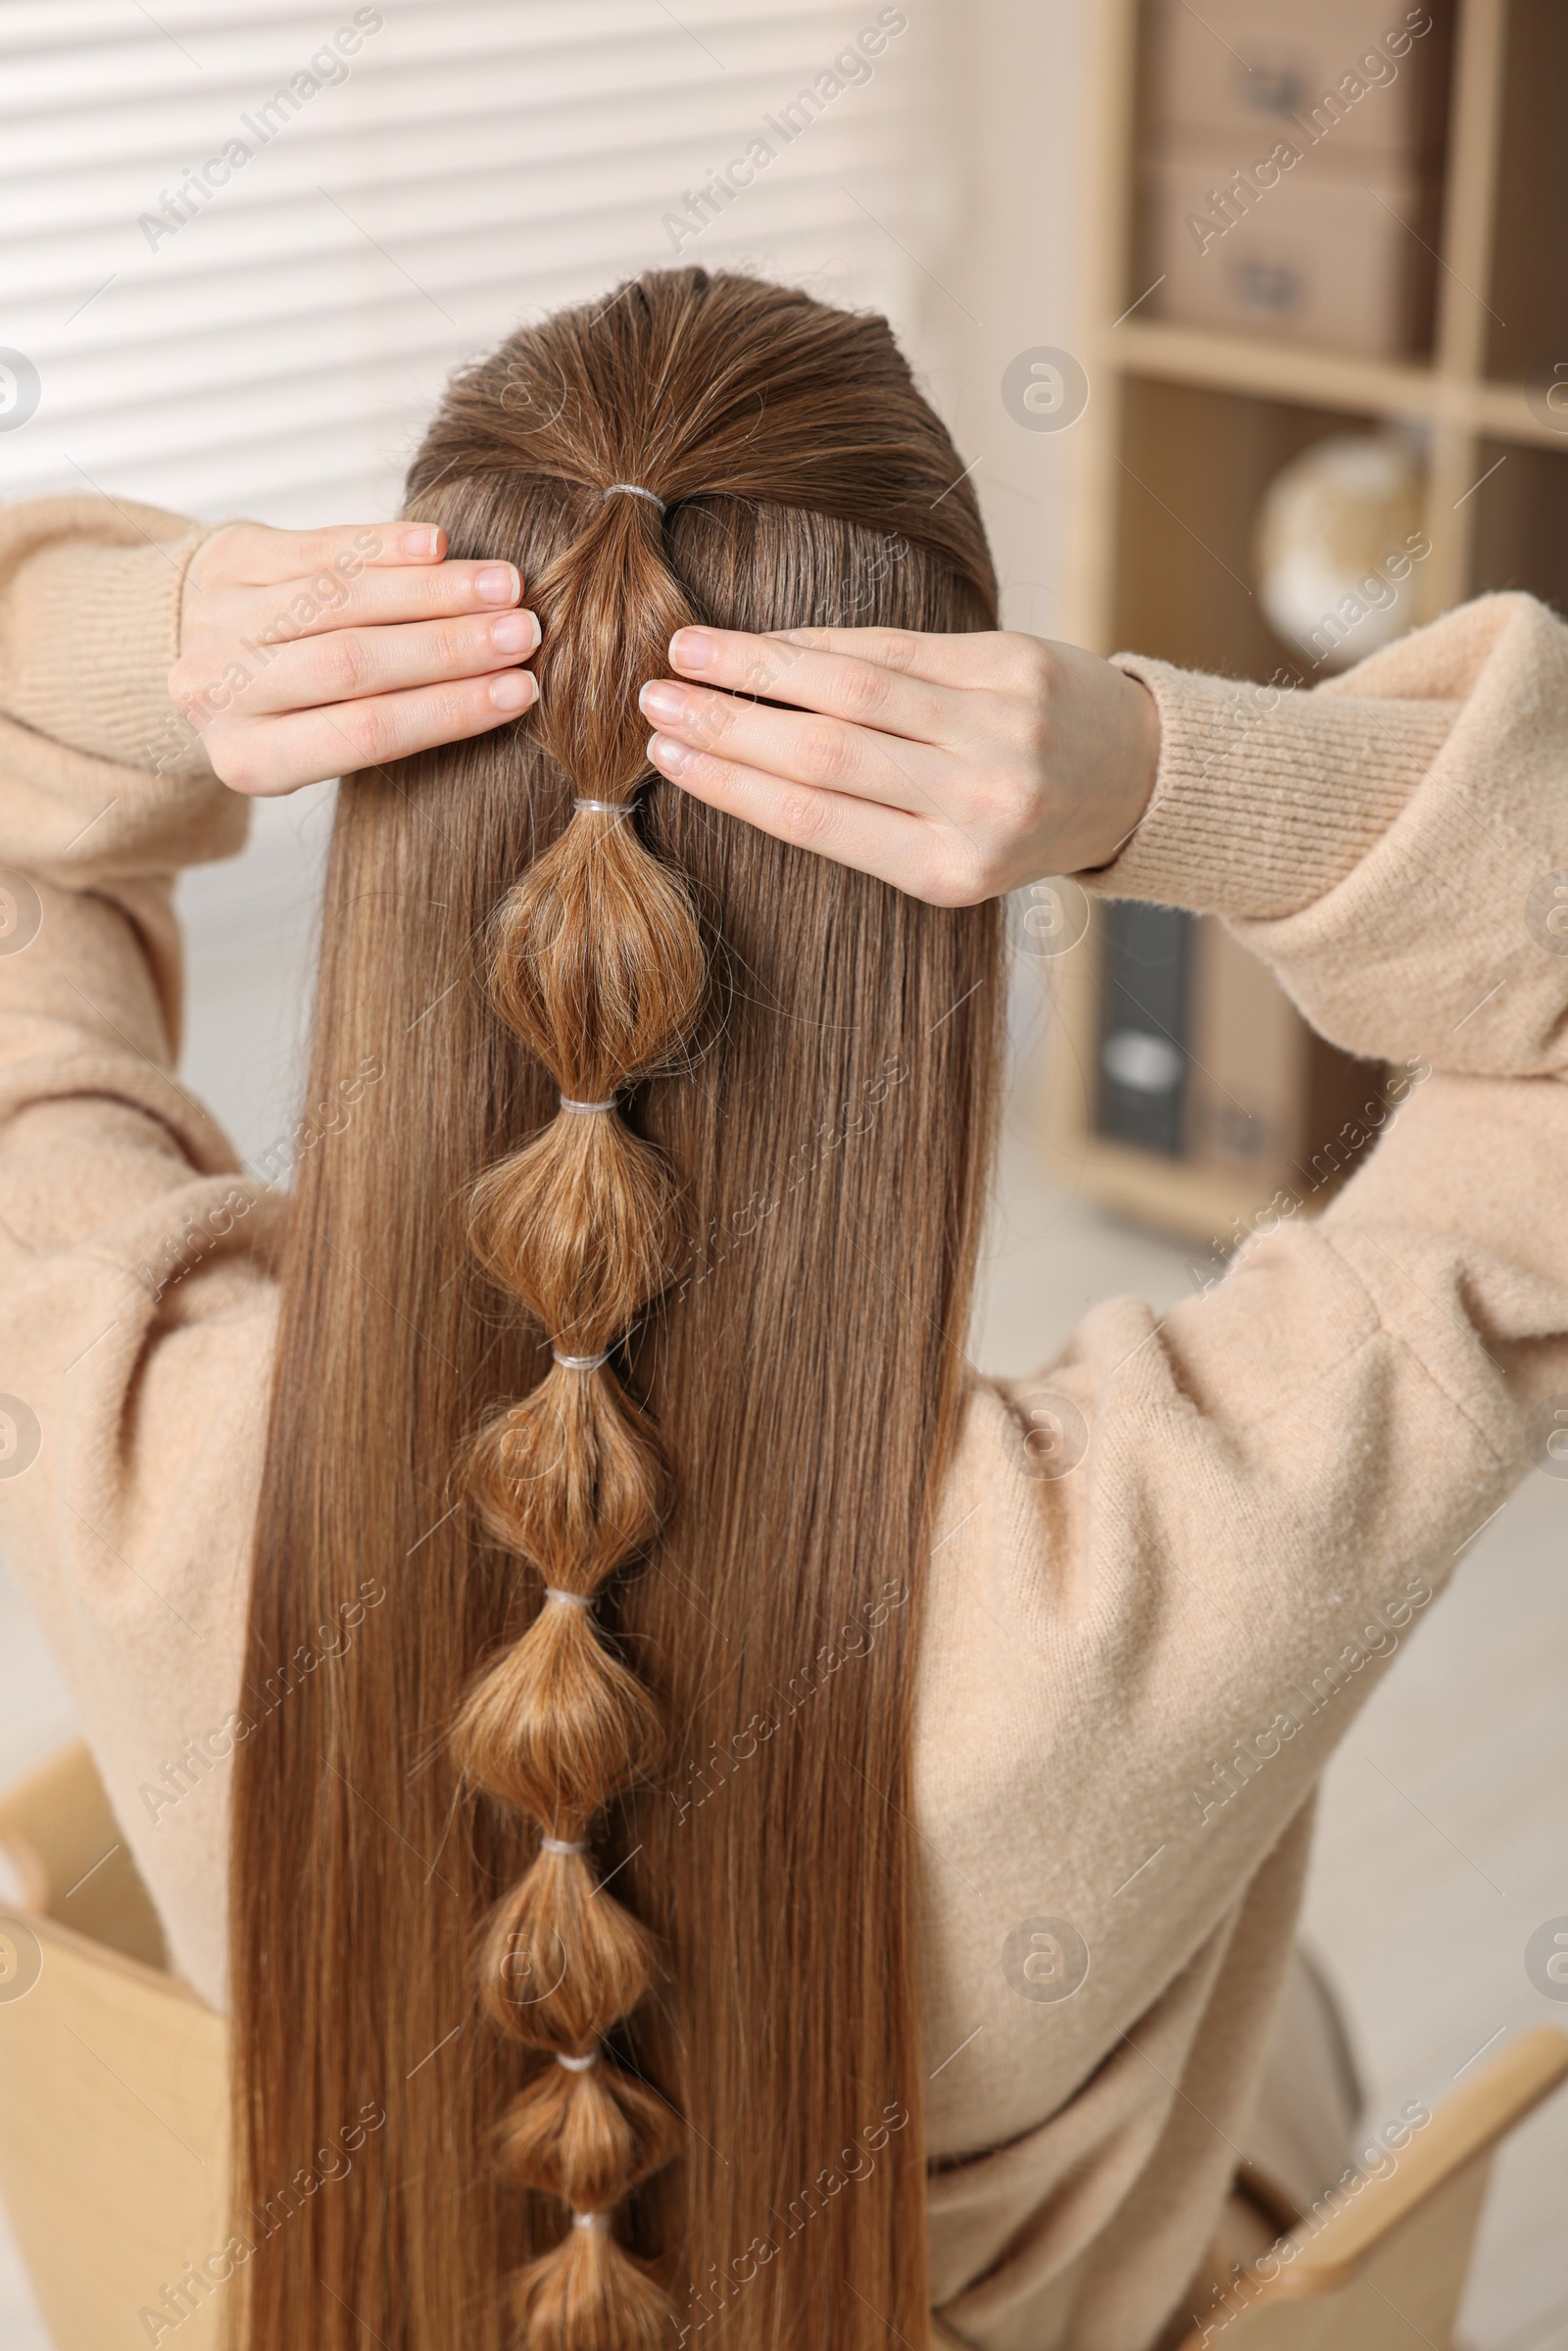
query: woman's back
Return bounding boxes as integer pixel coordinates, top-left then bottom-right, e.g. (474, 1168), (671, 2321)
(0, 269), (1565, 2351)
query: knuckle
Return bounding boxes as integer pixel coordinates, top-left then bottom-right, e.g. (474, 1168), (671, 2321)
(739, 644), (795, 696)
(436, 564), (490, 613)
(1018, 698), (1053, 767)
(976, 764), (1037, 841)
(175, 587), (235, 668)
(341, 702), (395, 769)
(438, 686), (484, 739)
(187, 522), (246, 590)
(925, 842), (991, 907)
(690, 750), (741, 797)
(778, 791), (834, 849)
(433, 619), (474, 671)
(802, 723), (856, 790)
(836, 661), (893, 723)
(207, 729), (260, 795)
(871, 630), (921, 676)
(686, 690), (737, 754)
(296, 528), (342, 573)
(316, 632), (369, 702)
(1009, 631), (1057, 707)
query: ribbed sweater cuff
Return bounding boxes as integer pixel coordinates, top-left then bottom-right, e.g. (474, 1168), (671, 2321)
(12, 521), (220, 779)
(1080, 656), (1457, 919)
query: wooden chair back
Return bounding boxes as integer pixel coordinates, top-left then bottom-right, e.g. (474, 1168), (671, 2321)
(1165, 2026), (1568, 2350)
(0, 1741), (228, 2351)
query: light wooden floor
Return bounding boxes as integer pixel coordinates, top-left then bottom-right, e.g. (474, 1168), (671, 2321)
(1, 871), (1564, 2350)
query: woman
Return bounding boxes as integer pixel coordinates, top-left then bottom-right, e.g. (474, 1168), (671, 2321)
(0, 268), (1564, 2351)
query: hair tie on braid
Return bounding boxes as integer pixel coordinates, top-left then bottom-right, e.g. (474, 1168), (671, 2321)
(559, 1095), (617, 1114)
(600, 482), (665, 514)
(541, 1836), (588, 1856)
(572, 798), (637, 816)
(552, 1348), (611, 1371)
(543, 1586), (593, 1610)
(557, 2048), (600, 2072)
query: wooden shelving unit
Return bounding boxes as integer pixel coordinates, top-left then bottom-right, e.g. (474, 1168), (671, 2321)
(1045, 0), (1568, 1245)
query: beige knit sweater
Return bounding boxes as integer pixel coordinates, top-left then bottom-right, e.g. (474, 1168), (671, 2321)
(3, 495), (1567, 2351)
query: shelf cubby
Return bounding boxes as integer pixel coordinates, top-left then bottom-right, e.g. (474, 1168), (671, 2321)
(1043, 0), (1565, 1244)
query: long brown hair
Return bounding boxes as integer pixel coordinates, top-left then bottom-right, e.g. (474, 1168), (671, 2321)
(231, 268), (1003, 2351)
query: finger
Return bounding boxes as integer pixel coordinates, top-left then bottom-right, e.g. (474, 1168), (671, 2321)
(662, 625), (964, 746)
(645, 732), (973, 905)
(238, 557), (526, 643)
(637, 677), (950, 818)
(194, 519), (451, 589)
(229, 608), (542, 718)
(223, 670), (536, 797)
(762, 623), (1044, 698)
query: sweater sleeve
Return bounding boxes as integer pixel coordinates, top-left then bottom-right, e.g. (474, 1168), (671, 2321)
(0, 495), (281, 2001)
(1098, 592), (1568, 1077)
(921, 595), (1568, 2087)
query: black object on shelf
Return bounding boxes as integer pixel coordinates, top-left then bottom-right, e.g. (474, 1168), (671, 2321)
(1094, 903), (1193, 1157)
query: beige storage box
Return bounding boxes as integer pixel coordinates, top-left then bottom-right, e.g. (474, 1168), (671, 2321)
(1143, 142), (1440, 355)
(1145, 0), (1450, 160)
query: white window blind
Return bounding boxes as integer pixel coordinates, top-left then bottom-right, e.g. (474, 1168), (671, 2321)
(0, 0), (974, 1189)
(0, 0), (963, 524)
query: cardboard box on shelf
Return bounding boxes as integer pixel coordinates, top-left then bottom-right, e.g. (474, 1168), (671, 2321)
(1143, 141), (1440, 357)
(1145, 0), (1449, 163)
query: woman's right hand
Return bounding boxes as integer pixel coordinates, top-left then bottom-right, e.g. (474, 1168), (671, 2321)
(638, 625), (1160, 906)
(171, 520), (540, 797)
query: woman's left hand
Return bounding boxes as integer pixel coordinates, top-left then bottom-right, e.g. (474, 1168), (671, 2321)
(172, 519), (539, 797)
(637, 624), (1159, 907)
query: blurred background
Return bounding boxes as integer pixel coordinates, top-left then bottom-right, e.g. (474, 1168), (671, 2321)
(0, 3), (1565, 2346)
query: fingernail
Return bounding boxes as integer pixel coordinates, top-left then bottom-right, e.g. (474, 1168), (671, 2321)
(400, 525), (441, 559)
(670, 627), (715, 670)
(648, 732), (691, 777)
(490, 670), (535, 711)
(476, 563), (520, 604)
(491, 612), (532, 654)
(638, 679), (686, 724)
